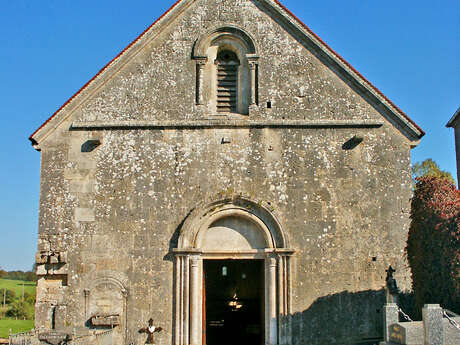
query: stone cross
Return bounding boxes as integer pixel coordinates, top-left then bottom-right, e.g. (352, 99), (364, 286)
(385, 265), (399, 303)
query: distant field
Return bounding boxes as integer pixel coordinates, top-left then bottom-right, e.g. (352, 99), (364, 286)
(0, 319), (34, 338)
(0, 279), (36, 296)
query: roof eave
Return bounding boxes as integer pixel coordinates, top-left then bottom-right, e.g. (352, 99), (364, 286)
(446, 107), (460, 128)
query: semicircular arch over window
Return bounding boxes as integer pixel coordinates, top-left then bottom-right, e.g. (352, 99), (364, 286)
(193, 26), (259, 115)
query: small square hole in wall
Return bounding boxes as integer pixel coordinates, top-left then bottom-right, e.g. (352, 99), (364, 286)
(267, 101), (272, 109)
(372, 257), (377, 262)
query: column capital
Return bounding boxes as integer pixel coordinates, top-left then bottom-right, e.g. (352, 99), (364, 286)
(190, 255), (201, 267)
(247, 55), (259, 68)
(268, 256), (277, 267)
(195, 57), (208, 66)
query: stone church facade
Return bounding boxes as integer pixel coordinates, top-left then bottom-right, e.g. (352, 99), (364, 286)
(28, 1), (424, 344)
(447, 107), (460, 185)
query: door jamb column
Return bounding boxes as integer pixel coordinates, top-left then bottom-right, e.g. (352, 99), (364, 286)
(190, 255), (202, 345)
(266, 255), (278, 345)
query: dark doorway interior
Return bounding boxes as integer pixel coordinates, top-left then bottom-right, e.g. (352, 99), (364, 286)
(204, 259), (264, 345)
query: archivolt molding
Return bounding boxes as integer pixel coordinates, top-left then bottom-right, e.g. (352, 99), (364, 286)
(192, 25), (258, 58)
(177, 196), (289, 251)
(88, 275), (128, 296)
(194, 208), (274, 249)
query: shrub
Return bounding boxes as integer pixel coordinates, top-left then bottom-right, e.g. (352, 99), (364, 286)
(6, 300), (34, 320)
(24, 292), (35, 305)
(1, 289), (16, 305)
(406, 177), (460, 317)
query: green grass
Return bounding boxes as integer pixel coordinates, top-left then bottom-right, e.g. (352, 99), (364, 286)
(0, 319), (34, 338)
(0, 279), (36, 333)
(0, 279), (36, 297)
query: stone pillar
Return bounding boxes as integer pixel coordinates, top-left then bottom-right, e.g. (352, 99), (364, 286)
(174, 256), (181, 345)
(423, 304), (443, 345)
(174, 255), (190, 345)
(248, 58), (258, 106)
(121, 289), (128, 344)
(266, 256), (277, 345)
(277, 256), (285, 345)
(382, 303), (399, 343)
(190, 256), (200, 345)
(183, 256), (190, 345)
(83, 289), (90, 320)
(195, 57), (207, 105)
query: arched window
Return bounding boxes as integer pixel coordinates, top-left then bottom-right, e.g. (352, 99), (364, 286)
(193, 26), (259, 116)
(215, 50), (239, 113)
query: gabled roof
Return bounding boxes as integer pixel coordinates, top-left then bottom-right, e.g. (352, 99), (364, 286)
(446, 107), (460, 128)
(30, 0), (424, 148)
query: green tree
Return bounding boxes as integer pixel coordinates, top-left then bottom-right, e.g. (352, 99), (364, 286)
(24, 271), (36, 282)
(0, 266), (6, 278)
(6, 300), (31, 319)
(3, 289), (16, 305)
(24, 291), (36, 305)
(412, 159), (455, 184)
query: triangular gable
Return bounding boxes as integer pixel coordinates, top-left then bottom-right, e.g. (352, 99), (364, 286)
(446, 107), (460, 128)
(30, 0), (424, 149)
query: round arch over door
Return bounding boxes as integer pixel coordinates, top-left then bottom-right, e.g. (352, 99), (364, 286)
(173, 197), (294, 345)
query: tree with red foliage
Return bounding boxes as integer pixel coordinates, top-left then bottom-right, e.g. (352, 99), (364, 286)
(406, 177), (460, 317)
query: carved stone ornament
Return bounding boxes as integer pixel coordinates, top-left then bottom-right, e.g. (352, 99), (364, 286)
(139, 318), (163, 344)
(385, 265), (399, 295)
(38, 331), (71, 345)
(91, 314), (121, 327)
(36, 251), (67, 264)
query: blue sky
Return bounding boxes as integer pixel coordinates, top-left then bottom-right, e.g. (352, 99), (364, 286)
(0, 0), (458, 271)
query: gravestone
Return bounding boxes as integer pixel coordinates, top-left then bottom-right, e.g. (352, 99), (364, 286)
(388, 321), (424, 345)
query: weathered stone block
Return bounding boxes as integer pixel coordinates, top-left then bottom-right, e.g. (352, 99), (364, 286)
(423, 304), (443, 345)
(74, 208), (95, 222)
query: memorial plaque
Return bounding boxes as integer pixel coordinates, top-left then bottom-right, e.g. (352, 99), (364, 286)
(38, 331), (71, 345)
(91, 314), (120, 327)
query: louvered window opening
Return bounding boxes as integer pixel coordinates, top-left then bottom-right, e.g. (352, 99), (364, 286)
(216, 51), (239, 113)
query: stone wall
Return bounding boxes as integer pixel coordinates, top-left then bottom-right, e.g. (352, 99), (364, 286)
(32, 0), (419, 344)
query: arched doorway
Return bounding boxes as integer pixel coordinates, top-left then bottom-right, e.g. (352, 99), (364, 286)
(173, 198), (294, 345)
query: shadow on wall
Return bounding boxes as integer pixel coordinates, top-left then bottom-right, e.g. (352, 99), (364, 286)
(163, 210), (193, 262)
(291, 289), (386, 345)
(398, 291), (418, 321)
